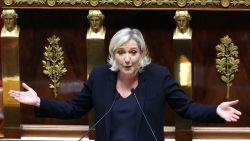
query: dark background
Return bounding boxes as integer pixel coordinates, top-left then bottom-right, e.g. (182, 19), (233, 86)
(1, 10), (250, 127)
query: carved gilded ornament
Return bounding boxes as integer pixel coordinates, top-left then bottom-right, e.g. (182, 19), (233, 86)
(3, 0), (250, 7)
(187, 0), (220, 6)
(70, 0), (77, 5)
(4, 0), (13, 5)
(90, 0), (99, 6)
(47, 0), (56, 6)
(177, 0), (187, 7)
(221, 0), (230, 7)
(87, 10), (106, 39)
(1, 9), (20, 37)
(232, 0), (250, 6)
(215, 35), (239, 100)
(42, 35), (67, 98)
(133, 0), (143, 7)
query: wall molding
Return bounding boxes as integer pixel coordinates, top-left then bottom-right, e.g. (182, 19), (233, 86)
(20, 125), (250, 139)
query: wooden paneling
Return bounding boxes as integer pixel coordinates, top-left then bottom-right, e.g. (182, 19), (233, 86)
(18, 10), (177, 126)
(19, 10), (88, 125)
(20, 125), (250, 139)
(192, 127), (250, 139)
(0, 9), (4, 138)
(18, 9), (250, 127)
(1, 9), (250, 138)
(0, 9), (2, 79)
(192, 11), (250, 127)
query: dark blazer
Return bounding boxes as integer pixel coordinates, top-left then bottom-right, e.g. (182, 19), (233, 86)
(37, 63), (223, 141)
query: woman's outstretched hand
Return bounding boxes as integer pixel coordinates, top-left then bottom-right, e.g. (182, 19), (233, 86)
(216, 99), (241, 122)
(8, 82), (40, 107)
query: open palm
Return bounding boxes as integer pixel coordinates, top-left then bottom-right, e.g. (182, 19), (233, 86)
(216, 100), (241, 122)
(8, 82), (40, 106)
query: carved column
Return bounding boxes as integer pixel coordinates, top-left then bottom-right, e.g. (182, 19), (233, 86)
(173, 10), (192, 141)
(1, 9), (21, 138)
(86, 10), (106, 140)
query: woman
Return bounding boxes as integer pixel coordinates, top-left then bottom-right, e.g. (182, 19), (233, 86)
(9, 28), (241, 141)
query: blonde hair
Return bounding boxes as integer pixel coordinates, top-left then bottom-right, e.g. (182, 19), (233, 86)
(107, 28), (151, 73)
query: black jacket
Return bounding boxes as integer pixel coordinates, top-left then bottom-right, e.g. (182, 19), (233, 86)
(37, 64), (223, 141)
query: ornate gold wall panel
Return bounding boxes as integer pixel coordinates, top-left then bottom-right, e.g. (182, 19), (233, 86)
(42, 35), (67, 98)
(1, 0), (250, 9)
(215, 35), (240, 100)
(1, 37), (21, 138)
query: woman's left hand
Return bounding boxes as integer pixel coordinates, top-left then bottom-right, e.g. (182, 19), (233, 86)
(216, 99), (241, 122)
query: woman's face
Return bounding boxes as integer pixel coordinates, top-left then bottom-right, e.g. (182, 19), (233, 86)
(114, 39), (142, 76)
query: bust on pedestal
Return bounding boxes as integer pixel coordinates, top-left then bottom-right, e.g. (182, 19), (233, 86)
(173, 10), (192, 40)
(1, 9), (19, 37)
(86, 10), (106, 39)
(172, 10), (193, 141)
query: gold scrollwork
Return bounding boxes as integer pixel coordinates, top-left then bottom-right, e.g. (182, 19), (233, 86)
(244, 0), (250, 6)
(133, 0), (143, 7)
(47, 0), (56, 7)
(221, 0), (230, 7)
(187, 0), (220, 6)
(112, 0), (120, 5)
(156, 0), (163, 5)
(42, 35), (67, 97)
(177, 0), (187, 7)
(27, 0), (34, 5)
(200, 0), (207, 5)
(4, 0), (13, 5)
(3, 0), (250, 7)
(70, 0), (77, 5)
(90, 0), (99, 6)
(215, 35), (240, 100)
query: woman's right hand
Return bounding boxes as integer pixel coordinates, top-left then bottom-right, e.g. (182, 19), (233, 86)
(8, 82), (40, 107)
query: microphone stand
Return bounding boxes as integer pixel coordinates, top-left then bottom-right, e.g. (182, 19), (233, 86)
(131, 89), (158, 141)
(78, 94), (119, 141)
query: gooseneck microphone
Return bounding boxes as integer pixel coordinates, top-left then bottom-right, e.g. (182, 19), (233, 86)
(78, 93), (119, 141)
(131, 88), (158, 141)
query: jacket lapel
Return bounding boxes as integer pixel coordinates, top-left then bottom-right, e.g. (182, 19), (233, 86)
(135, 71), (147, 139)
(104, 71), (117, 141)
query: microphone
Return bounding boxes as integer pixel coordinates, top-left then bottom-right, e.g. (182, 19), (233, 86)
(131, 88), (158, 141)
(78, 93), (119, 141)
